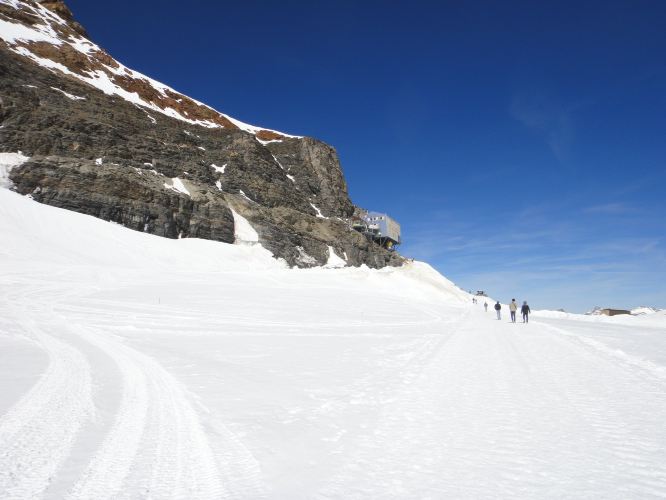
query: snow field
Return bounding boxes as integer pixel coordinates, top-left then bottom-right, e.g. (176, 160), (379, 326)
(1, 189), (666, 498)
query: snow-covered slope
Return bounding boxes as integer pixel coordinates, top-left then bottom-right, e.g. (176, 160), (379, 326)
(0, 0), (298, 139)
(1, 191), (666, 498)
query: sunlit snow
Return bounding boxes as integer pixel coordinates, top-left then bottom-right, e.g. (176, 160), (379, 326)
(230, 208), (259, 244)
(0, 151), (30, 188)
(163, 177), (190, 196)
(310, 202), (326, 218)
(0, 189), (666, 498)
(50, 87), (85, 101)
(324, 246), (346, 268)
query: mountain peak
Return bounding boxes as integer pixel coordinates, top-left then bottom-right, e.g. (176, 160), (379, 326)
(0, 0), (295, 138)
(0, 0), (403, 269)
(35, 0), (86, 36)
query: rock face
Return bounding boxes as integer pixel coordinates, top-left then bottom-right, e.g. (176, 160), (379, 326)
(0, 0), (403, 268)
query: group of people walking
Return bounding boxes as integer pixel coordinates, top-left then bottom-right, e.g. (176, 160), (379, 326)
(478, 298), (531, 323)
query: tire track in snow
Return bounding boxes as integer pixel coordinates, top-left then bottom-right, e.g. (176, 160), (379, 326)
(67, 329), (149, 500)
(66, 324), (265, 499)
(0, 321), (93, 500)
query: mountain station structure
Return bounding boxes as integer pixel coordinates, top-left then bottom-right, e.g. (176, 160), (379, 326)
(352, 210), (401, 250)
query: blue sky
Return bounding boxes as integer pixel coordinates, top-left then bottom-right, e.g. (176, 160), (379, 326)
(67, 0), (666, 312)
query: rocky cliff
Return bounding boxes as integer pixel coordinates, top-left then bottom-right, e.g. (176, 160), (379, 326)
(0, 0), (403, 268)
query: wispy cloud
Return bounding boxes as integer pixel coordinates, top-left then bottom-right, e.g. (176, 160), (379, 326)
(509, 91), (576, 163)
(583, 202), (638, 215)
(400, 204), (666, 312)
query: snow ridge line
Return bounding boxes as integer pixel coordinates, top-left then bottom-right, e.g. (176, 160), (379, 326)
(0, 321), (94, 499)
(538, 322), (666, 386)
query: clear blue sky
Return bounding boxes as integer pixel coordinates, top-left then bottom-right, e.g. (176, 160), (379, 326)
(67, 0), (666, 312)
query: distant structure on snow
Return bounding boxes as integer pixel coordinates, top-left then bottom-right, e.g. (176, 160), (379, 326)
(598, 308), (631, 316)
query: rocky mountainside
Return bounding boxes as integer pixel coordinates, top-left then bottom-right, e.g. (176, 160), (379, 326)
(0, 0), (403, 268)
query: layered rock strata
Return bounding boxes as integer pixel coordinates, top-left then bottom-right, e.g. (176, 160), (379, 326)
(0, 0), (403, 268)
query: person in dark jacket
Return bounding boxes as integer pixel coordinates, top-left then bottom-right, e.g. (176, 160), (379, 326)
(521, 301), (531, 323)
(494, 301), (501, 320)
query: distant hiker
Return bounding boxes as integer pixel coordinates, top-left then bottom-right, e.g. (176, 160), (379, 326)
(521, 301), (531, 323)
(484, 301), (488, 312)
(494, 301), (501, 320)
(509, 299), (518, 323)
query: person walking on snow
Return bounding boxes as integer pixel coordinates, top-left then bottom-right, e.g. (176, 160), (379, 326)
(494, 301), (501, 320)
(509, 299), (518, 323)
(521, 301), (531, 323)
(484, 301), (488, 312)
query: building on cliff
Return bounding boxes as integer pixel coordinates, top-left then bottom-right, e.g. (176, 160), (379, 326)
(351, 210), (401, 250)
(0, 0), (404, 269)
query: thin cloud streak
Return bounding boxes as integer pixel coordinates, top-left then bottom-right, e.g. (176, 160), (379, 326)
(401, 205), (666, 312)
(583, 203), (638, 215)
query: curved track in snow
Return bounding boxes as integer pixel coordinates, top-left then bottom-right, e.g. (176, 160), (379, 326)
(0, 320), (93, 499)
(67, 325), (227, 499)
(0, 278), (266, 500)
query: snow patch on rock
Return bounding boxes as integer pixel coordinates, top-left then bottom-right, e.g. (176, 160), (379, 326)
(163, 178), (190, 196)
(239, 190), (256, 204)
(230, 208), (259, 244)
(310, 203), (326, 219)
(50, 87), (85, 100)
(295, 246), (318, 266)
(324, 246), (346, 268)
(0, 152), (30, 189)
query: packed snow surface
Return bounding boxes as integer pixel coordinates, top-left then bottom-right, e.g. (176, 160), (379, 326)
(1, 189), (666, 498)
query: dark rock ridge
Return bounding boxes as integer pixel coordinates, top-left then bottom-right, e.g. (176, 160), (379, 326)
(0, 0), (403, 268)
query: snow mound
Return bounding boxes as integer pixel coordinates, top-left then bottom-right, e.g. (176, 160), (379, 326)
(632, 306), (660, 316)
(0, 188), (278, 271)
(323, 246), (346, 268)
